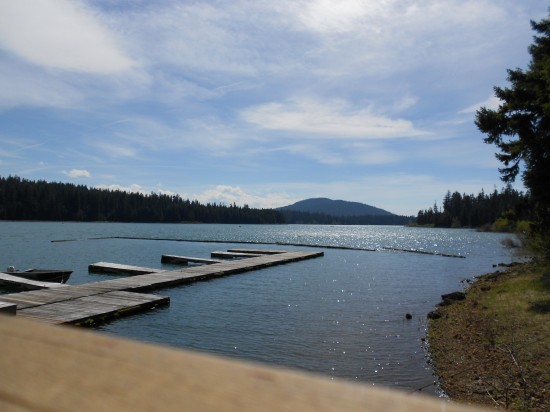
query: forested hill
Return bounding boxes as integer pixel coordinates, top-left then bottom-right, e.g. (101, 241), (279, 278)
(277, 198), (411, 225)
(0, 176), (282, 224)
(277, 198), (393, 216)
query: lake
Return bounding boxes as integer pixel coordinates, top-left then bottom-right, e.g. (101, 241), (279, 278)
(0, 221), (518, 394)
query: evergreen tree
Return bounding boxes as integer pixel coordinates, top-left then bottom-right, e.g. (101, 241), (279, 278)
(475, 13), (550, 252)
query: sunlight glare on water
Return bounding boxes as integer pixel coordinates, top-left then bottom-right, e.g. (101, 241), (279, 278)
(0, 222), (518, 394)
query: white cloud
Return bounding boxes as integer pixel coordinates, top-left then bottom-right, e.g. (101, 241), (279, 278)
(64, 169), (91, 178)
(459, 95), (502, 114)
(95, 183), (149, 195)
(241, 97), (426, 139)
(187, 185), (294, 209)
(93, 142), (138, 159)
(294, 0), (388, 34)
(0, 0), (136, 74)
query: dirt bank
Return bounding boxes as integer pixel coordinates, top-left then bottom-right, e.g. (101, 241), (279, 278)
(428, 262), (550, 411)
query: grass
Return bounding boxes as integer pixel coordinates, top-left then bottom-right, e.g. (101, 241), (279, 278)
(428, 261), (550, 411)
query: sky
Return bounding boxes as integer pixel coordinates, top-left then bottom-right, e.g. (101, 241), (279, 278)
(0, 1), (547, 216)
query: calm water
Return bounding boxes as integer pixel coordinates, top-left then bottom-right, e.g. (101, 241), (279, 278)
(0, 222), (518, 394)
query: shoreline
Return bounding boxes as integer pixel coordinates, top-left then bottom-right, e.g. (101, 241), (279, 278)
(427, 261), (550, 411)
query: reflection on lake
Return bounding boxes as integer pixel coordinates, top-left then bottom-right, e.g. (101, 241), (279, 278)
(0, 221), (517, 394)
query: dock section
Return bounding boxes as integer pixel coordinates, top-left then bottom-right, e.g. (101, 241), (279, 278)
(0, 249), (323, 326)
(161, 254), (222, 265)
(88, 262), (164, 275)
(211, 251), (263, 259)
(0, 272), (68, 290)
(14, 291), (169, 325)
(227, 248), (287, 255)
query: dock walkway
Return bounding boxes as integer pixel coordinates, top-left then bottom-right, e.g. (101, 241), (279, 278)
(0, 249), (323, 326)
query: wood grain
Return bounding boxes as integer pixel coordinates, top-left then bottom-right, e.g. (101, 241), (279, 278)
(0, 315), (489, 412)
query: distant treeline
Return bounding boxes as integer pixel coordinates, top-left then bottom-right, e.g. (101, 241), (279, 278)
(0, 176), (283, 224)
(415, 186), (532, 228)
(280, 210), (411, 225)
(0, 176), (410, 225)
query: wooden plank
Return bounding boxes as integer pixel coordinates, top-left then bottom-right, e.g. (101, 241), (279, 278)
(228, 248), (287, 254)
(89, 262), (164, 275)
(0, 272), (68, 290)
(17, 291), (169, 325)
(161, 254), (222, 265)
(211, 251), (263, 259)
(0, 301), (16, 315)
(0, 315), (488, 412)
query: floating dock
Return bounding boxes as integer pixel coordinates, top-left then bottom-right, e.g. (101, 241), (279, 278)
(161, 254), (222, 265)
(211, 251), (263, 259)
(0, 272), (69, 290)
(88, 262), (164, 275)
(0, 249), (323, 326)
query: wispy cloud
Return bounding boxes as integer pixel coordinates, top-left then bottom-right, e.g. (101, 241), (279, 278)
(241, 97), (426, 139)
(64, 169), (91, 178)
(459, 95), (502, 114)
(92, 142), (139, 159)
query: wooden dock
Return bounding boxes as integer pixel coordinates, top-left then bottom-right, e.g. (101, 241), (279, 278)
(0, 272), (69, 290)
(89, 262), (164, 275)
(0, 249), (323, 326)
(161, 254), (222, 265)
(211, 251), (263, 259)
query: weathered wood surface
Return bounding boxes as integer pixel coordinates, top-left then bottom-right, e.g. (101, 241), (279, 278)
(211, 251), (263, 258)
(227, 248), (287, 255)
(0, 315), (488, 412)
(89, 262), (164, 275)
(16, 291), (169, 325)
(0, 301), (16, 314)
(161, 254), (222, 265)
(0, 250), (324, 325)
(0, 272), (68, 290)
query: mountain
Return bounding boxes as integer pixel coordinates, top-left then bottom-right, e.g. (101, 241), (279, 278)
(277, 198), (395, 217)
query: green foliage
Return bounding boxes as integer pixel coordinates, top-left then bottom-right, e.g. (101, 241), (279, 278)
(476, 13), (550, 257)
(415, 186), (532, 229)
(492, 217), (515, 233)
(0, 175), (283, 224)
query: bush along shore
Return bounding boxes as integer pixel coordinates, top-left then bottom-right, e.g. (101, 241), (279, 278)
(427, 261), (550, 411)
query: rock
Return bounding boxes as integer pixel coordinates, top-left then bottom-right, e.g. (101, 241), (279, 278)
(441, 291), (466, 301)
(427, 311), (441, 320)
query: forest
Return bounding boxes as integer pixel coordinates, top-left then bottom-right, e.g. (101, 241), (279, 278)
(0, 176), (283, 224)
(415, 186), (532, 228)
(0, 176), (412, 225)
(0, 175), (530, 228)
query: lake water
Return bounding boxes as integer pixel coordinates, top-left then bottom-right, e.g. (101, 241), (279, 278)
(0, 221), (518, 394)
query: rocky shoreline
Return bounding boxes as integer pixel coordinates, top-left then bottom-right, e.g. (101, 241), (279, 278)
(427, 262), (550, 411)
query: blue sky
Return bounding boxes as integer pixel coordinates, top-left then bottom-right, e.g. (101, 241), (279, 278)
(0, 1), (547, 216)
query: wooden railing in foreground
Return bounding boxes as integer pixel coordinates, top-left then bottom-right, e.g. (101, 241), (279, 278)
(0, 315), (488, 412)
